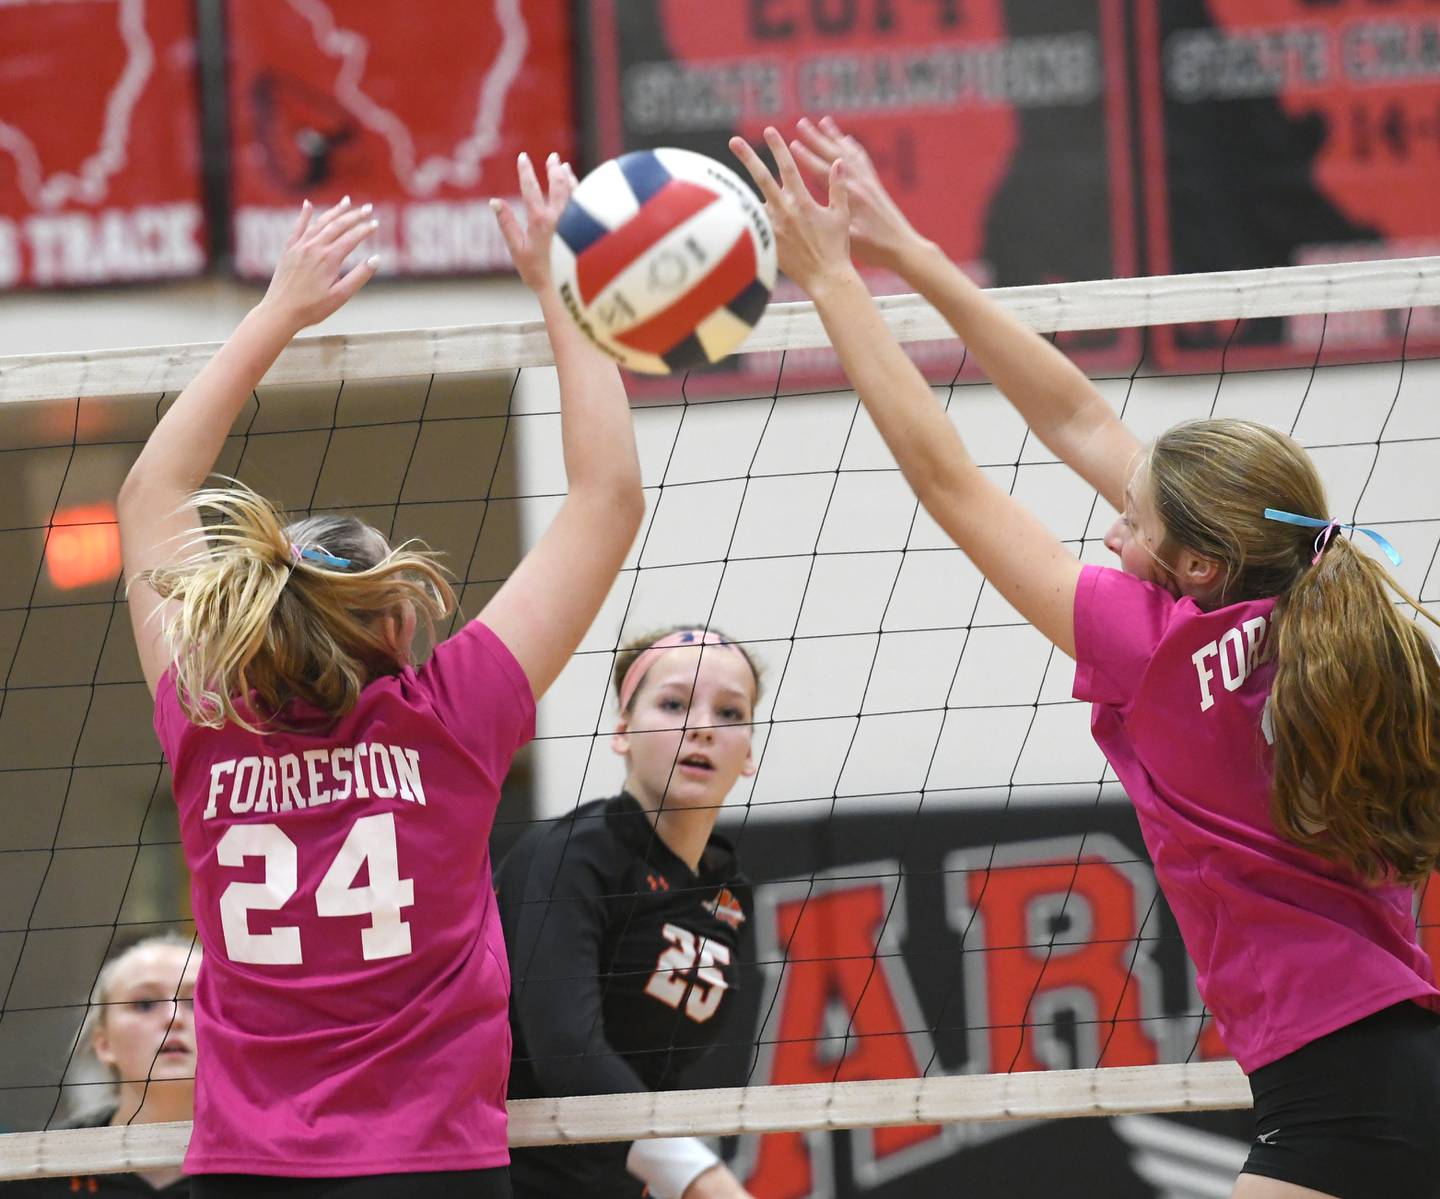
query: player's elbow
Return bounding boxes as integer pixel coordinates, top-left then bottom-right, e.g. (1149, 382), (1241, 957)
(115, 468), (159, 529)
(614, 482), (645, 534)
(911, 447), (979, 515)
(578, 477), (645, 538)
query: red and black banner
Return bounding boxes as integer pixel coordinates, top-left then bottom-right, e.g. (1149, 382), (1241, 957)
(225, 0), (576, 279)
(0, 0), (207, 290)
(575, 0), (1139, 391)
(690, 799), (1440, 1199)
(1136, 0), (1440, 368)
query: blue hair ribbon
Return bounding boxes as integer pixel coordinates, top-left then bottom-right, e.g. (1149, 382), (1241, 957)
(1262, 508), (1402, 568)
(291, 543), (353, 569)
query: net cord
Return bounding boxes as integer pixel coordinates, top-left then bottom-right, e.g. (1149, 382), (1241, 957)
(0, 1060), (1248, 1179)
(1, 255), (1437, 404)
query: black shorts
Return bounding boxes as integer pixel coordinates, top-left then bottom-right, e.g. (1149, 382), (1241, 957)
(1242, 1001), (1440, 1199)
(190, 1167), (510, 1199)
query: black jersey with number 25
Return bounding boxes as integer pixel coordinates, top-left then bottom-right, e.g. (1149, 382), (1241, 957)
(495, 792), (752, 1199)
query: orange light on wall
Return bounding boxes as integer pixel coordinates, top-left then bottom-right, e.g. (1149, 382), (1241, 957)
(46, 503), (122, 591)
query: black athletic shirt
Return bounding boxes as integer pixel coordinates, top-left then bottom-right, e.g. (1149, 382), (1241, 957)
(495, 792), (752, 1199)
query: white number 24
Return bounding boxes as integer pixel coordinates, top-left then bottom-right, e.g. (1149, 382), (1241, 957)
(216, 813), (414, 965)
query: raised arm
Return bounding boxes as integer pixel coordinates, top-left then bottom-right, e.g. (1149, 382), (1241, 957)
(477, 154), (645, 698)
(731, 130), (1082, 658)
(117, 199), (380, 695)
(789, 116), (1141, 513)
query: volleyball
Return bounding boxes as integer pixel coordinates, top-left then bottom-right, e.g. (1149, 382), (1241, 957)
(551, 147), (777, 375)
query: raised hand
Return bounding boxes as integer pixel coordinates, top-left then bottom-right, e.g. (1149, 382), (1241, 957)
(790, 116), (924, 272)
(260, 197), (380, 332)
(728, 126), (853, 296)
(491, 151), (577, 293)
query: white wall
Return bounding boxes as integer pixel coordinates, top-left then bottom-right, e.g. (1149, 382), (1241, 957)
(521, 354), (1440, 818)
(0, 274), (538, 356)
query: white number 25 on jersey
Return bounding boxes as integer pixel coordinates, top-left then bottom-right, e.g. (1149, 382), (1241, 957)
(217, 813), (414, 965)
(644, 923), (731, 1023)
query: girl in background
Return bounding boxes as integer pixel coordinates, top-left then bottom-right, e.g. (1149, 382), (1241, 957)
(116, 153), (643, 1198)
(497, 627), (761, 1199)
(3, 933), (200, 1197)
(728, 119), (1440, 1199)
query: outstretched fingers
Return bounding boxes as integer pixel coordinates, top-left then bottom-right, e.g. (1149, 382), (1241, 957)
(805, 116), (876, 176)
(493, 149), (574, 289)
(826, 157), (849, 219)
(490, 197), (524, 257)
(795, 116), (843, 161)
(327, 212), (380, 265)
(331, 252), (380, 305)
(789, 136), (832, 187)
(545, 152), (573, 213)
(304, 196), (353, 244)
(286, 200), (314, 249)
(315, 204), (376, 254)
(316, 194), (352, 223)
(516, 151), (545, 214)
(728, 135), (783, 204)
(763, 126), (808, 196)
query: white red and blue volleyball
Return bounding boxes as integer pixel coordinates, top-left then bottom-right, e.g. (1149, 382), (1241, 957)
(550, 147), (776, 375)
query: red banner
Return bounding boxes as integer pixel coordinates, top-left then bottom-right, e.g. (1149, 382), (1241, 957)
(577, 0), (1137, 391)
(0, 0), (206, 290)
(226, 0), (576, 279)
(1137, 0), (1440, 368)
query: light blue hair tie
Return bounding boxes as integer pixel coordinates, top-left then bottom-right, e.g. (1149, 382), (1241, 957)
(1262, 508), (1402, 567)
(290, 543), (353, 569)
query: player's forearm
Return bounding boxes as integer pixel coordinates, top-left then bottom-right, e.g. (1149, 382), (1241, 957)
(891, 237), (1116, 460)
(523, 1016), (651, 1099)
(119, 303), (298, 509)
(809, 265), (979, 508)
(539, 287), (643, 508)
(512, 919), (653, 1099)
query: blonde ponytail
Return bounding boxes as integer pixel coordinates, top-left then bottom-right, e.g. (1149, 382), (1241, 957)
(140, 483), (454, 732)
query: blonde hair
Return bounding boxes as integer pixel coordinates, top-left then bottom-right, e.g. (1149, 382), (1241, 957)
(140, 483), (454, 732)
(612, 625), (763, 715)
(63, 932), (199, 1125)
(1146, 418), (1440, 884)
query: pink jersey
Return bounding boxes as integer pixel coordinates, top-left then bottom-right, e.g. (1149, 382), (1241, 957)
(1073, 564), (1439, 1072)
(154, 620), (534, 1176)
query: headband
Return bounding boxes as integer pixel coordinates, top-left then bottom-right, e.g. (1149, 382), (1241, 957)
(1262, 509), (1402, 567)
(618, 629), (747, 713)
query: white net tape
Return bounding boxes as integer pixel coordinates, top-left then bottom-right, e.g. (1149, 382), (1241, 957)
(2, 256), (1436, 403)
(0, 1062), (1248, 1179)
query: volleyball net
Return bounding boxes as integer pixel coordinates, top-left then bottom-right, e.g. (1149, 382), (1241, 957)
(1, 254), (1438, 1182)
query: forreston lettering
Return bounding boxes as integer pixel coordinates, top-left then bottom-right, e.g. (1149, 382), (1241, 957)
(203, 743), (426, 820)
(1192, 614), (1270, 713)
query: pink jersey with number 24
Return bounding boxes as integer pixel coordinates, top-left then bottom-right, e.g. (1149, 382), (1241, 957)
(1073, 564), (1439, 1072)
(154, 620), (534, 1176)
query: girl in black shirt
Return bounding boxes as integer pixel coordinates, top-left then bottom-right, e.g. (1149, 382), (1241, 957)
(497, 627), (762, 1199)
